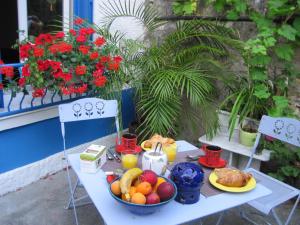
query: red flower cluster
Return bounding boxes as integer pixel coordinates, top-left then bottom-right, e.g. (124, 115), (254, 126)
(79, 45), (90, 55)
(32, 88), (45, 97)
(22, 64), (31, 77)
(94, 37), (106, 46)
(20, 44), (32, 59)
(90, 51), (99, 60)
(12, 17), (123, 97)
(0, 65), (14, 78)
(75, 65), (87, 75)
(49, 42), (73, 54)
(35, 34), (53, 45)
(0, 83), (3, 90)
(33, 47), (44, 57)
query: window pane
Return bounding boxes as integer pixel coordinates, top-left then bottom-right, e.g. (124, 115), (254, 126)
(28, 0), (63, 36)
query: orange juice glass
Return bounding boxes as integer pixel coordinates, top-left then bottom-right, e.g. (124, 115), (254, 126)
(163, 145), (177, 163)
(121, 150), (138, 170)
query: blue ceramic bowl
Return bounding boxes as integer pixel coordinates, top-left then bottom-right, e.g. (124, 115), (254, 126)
(108, 177), (177, 215)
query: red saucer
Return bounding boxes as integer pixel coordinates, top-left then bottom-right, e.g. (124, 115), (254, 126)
(198, 156), (227, 168)
(115, 145), (142, 154)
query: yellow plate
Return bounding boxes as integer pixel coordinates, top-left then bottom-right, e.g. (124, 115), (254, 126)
(141, 141), (177, 151)
(209, 171), (256, 193)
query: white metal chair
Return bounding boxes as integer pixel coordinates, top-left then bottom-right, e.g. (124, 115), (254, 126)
(218, 115), (300, 225)
(58, 97), (120, 225)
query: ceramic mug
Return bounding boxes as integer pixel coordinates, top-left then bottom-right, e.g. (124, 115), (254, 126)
(203, 145), (222, 165)
(142, 150), (168, 175)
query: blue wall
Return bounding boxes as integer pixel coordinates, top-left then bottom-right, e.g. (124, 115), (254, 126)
(0, 89), (136, 173)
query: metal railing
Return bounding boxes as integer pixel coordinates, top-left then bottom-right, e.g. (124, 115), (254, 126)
(0, 63), (82, 117)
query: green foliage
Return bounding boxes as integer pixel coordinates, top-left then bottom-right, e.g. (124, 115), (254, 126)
(263, 139), (300, 186)
(100, 0), (242, 139)
(210, 0), (300, 139)
(172, 0), (197, 15)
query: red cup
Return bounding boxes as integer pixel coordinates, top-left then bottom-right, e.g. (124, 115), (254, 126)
(121, 133), (137, 150)
(203, 145), (222, 165)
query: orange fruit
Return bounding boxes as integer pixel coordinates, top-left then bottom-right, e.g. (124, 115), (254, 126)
(129, 186), (137, 196)
(136, 182), (152, 195)
(133, 178), (141, 187)
(131, 193), (146, 204)
(121, 193), (130, 202)
(153, 177), (166, 192)
(111, 181), (121, 196)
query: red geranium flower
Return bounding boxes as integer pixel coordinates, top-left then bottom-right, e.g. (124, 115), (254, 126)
(20, 44), (32, 59)
(76, 35), (86, 43)
(60, 86), (72, 95)
(22, 64), (31, 77)
(75, 83), (87, 94)
(52, 69), (63, 79)
(35, 34), (53, 45)
(62, 72), (72, 82)
(113, 56), (123, 63)
(37, 60), (50, 71)
(0, 83), (3, 90)
(93, 69), (103, 78)
(86, 27), (95, 35)
(32, 88), (45, 97)
(100, 56), (110, 63)
(1, 66), (14, 78)
(74, 18), (84, 25)
(49, 60), (61, 71)
(18, 77), (26, 87)
(90, 51), (99, 60)
(75, 65), (87, 75)
(55, 31), (65, 39)
(33, 47), (44, 57)
(69, 29), (76, 36)
(94, 76), (107, 87)
(108, 62), (120, 71)
(96, 62), (104, 70)
(94, 37), (106, 46)
(79, 45), (90, 55)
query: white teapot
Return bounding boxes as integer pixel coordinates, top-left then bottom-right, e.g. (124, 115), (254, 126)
(142, 147), (168, 175)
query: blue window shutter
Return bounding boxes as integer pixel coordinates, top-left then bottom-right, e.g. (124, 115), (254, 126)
(74, 0), (93, 23)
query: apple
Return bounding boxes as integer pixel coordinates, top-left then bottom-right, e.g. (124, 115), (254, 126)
(157, 182), (175, 201)
(140, 170), (158, 186)
(146, 193), (160, 204)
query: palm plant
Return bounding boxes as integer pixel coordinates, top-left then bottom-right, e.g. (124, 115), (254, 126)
(99, 0), (243, 139)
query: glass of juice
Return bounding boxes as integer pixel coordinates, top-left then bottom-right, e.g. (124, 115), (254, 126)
(163, 145), (177, 164)
(121, 149), (138, 170)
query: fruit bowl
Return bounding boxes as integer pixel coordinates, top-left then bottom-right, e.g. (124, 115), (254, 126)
(108, 176), (177, 215)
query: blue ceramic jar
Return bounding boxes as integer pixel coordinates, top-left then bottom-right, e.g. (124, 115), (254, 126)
(170, 162), (204, 204)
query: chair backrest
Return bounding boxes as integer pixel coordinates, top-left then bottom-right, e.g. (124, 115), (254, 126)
(245, 115), (300, 169)
(58, 97), (120, 151)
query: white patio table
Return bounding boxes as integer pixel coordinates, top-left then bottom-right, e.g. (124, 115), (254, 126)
(68, 140), (272, 225)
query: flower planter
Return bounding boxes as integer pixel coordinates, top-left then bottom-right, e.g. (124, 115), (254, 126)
(239, 126), (258, 147)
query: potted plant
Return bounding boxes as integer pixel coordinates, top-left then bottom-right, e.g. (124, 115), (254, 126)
(99, 0), (242, 140)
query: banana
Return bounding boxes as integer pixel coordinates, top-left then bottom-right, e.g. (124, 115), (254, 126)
(120, 168), (143, 200)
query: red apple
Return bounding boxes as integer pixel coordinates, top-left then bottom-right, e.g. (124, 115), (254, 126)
(146, 193), (160, 204)
(157, 182), (175, 201)
(140, 170), (158, 186)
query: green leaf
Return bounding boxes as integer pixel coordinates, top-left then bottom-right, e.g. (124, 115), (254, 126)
(292, 17), (300, 36)
(273, 96), (289, 108)
(274, 44), (294, 61)
(263, 36), (276, 47)
(250, 68), (267, 81)
(254, 84), (271, 99)
(280, 166), (300, 177)
(248, 55), (271, 66)
(214, 0), (226, 12)
(227, 10), (239, 20)
(277, 24), (297, 41)
(235, 1), (247, 13)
